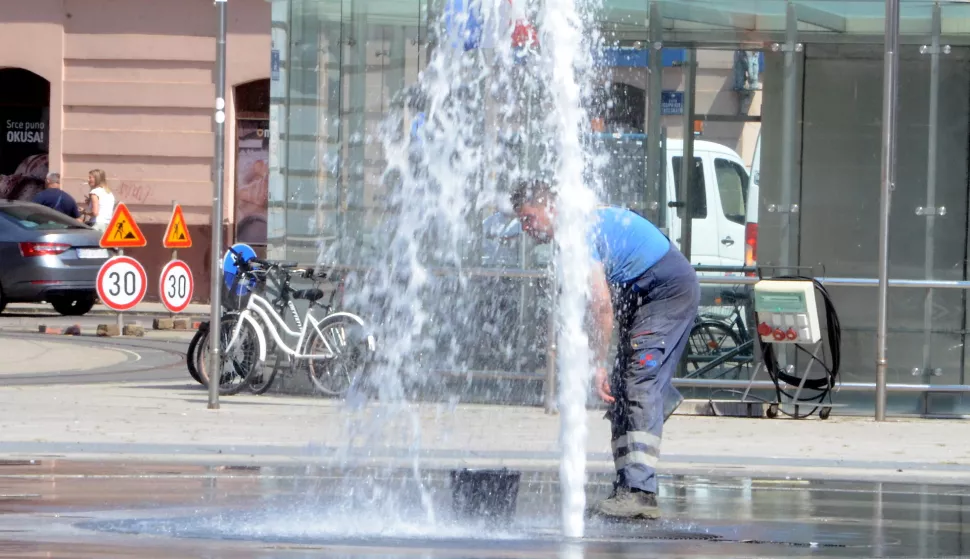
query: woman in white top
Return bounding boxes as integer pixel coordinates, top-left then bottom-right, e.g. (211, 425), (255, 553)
(80, 169), (116, 232)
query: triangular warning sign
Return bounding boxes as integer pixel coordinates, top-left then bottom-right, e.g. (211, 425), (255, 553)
(163, 204), (193, 249)
(99, 203), (147, 249)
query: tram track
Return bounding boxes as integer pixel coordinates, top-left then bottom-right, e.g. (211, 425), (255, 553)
(0, 331), (190, 385)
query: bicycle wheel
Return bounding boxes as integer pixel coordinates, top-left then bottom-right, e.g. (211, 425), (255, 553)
(247, 335), (284, 395)
(185, 323), (207, 385)
(198, 314), (262, 395)
(305, 314), (375, 397)
(686, 320), (743, 378)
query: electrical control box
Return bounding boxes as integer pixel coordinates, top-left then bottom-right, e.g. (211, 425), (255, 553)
(753, 280), (822, 344)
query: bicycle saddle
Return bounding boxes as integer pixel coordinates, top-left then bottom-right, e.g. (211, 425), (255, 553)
(291, 288), (325, 302)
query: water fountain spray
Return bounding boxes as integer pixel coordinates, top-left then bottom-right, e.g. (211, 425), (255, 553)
(331, 0), (605, 537)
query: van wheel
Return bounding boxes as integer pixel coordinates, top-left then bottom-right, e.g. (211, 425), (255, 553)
(51, 295), (95, 316)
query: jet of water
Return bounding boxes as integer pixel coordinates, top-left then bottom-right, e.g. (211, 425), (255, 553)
(329, 0), (606, 538)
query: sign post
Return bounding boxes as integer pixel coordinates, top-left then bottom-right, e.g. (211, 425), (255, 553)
(99, 203), (147, 333)
(209, 0), (229, 410)
(161, 203), (195, 314)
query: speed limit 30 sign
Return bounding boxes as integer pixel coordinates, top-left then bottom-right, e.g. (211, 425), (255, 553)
(159, 260), (194, 313)
(97, 256), (148, 311)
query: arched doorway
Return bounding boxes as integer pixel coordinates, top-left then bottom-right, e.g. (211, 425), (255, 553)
(0, 69), (50, 201)
(234, 79), (270, 245)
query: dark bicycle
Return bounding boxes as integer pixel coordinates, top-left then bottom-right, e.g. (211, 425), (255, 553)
(684, 285), (756, 380)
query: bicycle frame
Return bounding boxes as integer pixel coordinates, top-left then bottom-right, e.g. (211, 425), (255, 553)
(229, 289), (370, 361)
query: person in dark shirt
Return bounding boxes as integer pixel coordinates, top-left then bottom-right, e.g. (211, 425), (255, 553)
(32, 173), (80, 219)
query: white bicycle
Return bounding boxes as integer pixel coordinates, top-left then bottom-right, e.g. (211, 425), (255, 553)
(212, 250), (376, 396)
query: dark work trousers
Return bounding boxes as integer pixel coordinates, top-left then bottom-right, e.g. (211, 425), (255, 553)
(608, 246), (700, 494)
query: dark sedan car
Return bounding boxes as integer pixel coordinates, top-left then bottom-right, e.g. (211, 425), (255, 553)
(0, 201), (112, 315)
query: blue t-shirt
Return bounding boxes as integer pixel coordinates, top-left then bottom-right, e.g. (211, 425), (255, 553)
(32, 189), (80, 219)
(587, 206), (671, 285)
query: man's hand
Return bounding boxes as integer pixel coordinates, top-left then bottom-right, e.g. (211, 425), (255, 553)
(594, 366), (614, 403)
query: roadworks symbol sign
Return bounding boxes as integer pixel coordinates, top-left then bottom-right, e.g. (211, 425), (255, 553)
(99, 203), (147, 248)
(163, 204), (193, 249)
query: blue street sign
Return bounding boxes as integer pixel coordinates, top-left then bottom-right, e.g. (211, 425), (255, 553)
(661, 91), (683, 115)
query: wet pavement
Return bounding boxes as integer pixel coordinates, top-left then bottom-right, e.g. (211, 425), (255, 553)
(0, 460), (966, 558)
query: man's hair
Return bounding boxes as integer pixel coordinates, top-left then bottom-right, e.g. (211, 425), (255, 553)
(510, 179), (555, 212)
(46, 172), (60, 185)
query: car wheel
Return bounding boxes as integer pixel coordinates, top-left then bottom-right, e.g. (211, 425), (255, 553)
(51, 295), (96, 316)
(0, 284), (6, 315)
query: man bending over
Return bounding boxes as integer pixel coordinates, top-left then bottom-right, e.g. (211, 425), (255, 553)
(511, 180), (700, 520)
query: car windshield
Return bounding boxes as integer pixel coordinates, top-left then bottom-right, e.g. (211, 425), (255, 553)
(0, 204), (87, 230)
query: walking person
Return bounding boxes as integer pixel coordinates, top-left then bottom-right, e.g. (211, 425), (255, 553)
(510, 180), (699, 520)
(32, 173), (81, 219)
(79, 169), (116, 232)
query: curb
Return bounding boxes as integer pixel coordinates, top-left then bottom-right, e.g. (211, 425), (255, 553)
(9, 306), (209, 319)
(36, 323), (158, 338)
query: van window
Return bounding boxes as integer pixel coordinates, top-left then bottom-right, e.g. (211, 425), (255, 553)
(671, 156), (707, 219)
(714, 158), (748, 225)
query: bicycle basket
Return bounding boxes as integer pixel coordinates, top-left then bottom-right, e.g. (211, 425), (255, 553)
(223, 268), (260, 311)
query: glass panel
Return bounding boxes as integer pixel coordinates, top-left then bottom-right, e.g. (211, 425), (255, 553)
(793, 17), (970, 414)
(281, 0), (425, 266)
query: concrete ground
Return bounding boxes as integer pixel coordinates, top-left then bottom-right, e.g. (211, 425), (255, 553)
(0, 325), (967, 486)
(0, 337), (130, 375)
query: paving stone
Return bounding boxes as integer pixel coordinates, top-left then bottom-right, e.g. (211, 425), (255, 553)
(123, 324), (145, 337)
(97, 324), (121, 337)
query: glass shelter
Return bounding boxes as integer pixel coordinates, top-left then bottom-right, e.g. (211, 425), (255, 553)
(267, 0), (970, 417)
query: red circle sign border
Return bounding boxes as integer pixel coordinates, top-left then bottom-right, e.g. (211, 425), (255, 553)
(158, 259), (194, 314)
(96, 255), (148, 312)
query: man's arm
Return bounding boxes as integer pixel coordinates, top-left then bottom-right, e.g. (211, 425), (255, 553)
(588, 260), (613, 367)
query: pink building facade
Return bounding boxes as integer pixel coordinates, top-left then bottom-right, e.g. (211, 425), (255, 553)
(0, 0), (272, 301)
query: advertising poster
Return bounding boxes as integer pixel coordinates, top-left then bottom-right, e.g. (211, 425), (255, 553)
(235, 119), (269, 245)
(0, 108), (49, 201)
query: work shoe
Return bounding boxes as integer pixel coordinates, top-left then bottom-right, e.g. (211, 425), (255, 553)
(592, 487), (661, 520)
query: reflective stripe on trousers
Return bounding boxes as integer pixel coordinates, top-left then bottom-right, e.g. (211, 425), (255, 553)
(612, 431), (661, 469)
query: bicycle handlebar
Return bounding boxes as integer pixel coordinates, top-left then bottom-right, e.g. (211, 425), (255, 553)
(226, 247), (300, 273)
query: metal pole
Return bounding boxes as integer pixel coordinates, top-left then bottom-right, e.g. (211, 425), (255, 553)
(646, 1), (663, 228)
(170, 200), (178, 319)
(779, 1), (798, 269)
(116, 248), (124, 334)
(208, 0), (228, 410)
(678, 49), (696, 261)
(425, 0), (435, 66)
(544, 271), (558, 414)
(876, 0), (901, 422)
(920, 2), (942, 398)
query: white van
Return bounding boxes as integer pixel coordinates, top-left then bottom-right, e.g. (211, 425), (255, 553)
(661, 138), (756, 271)
(482, 134), (759, 273)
